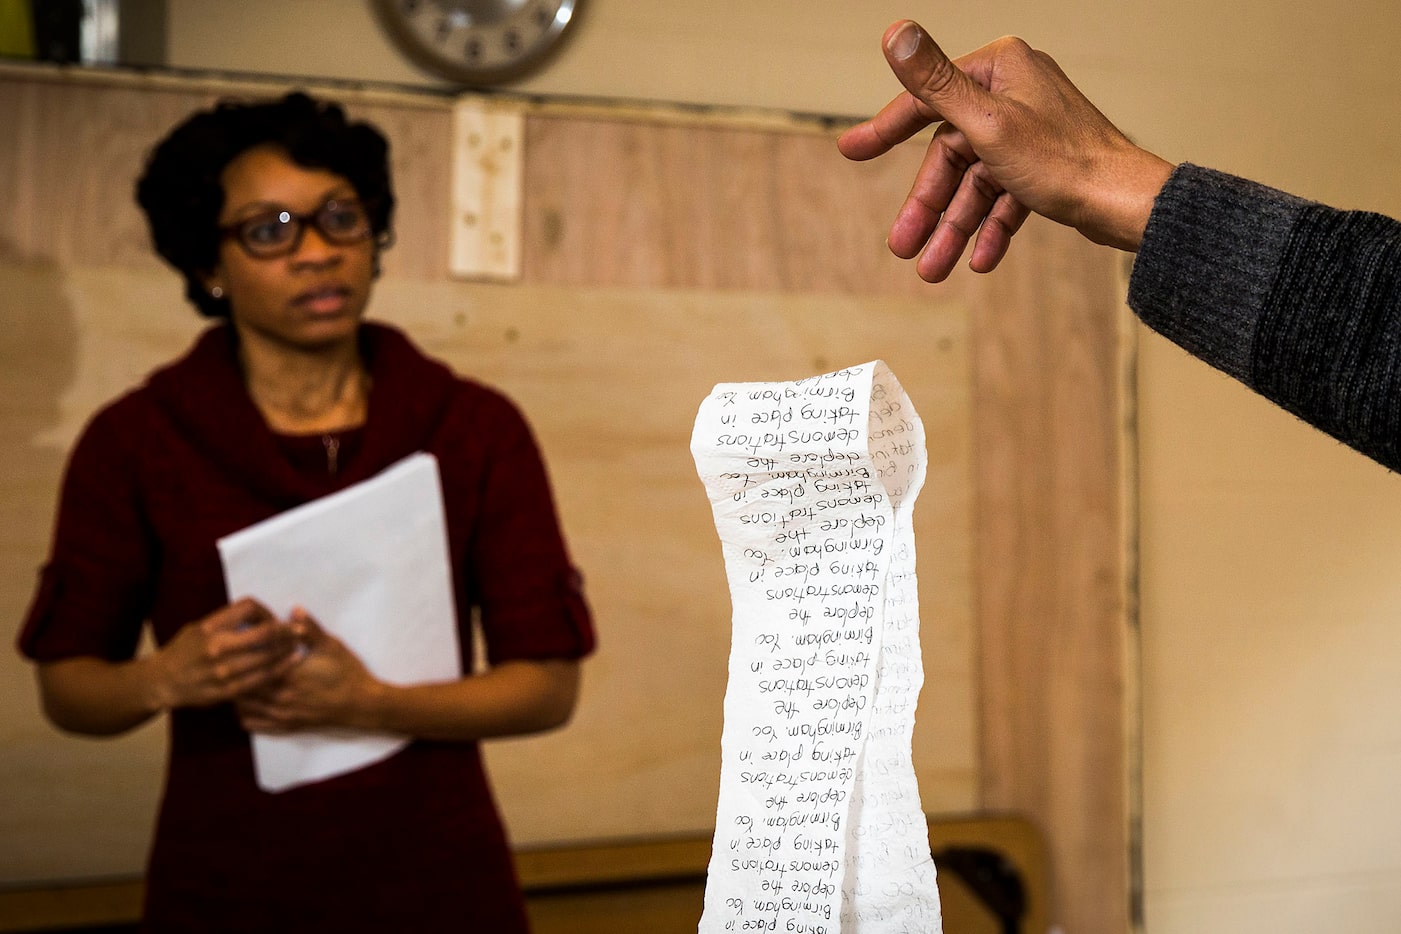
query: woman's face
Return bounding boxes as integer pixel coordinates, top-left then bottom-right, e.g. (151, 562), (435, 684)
(207, 143), (377, 352)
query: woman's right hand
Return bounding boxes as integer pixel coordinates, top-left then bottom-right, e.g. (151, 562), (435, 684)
(37, 599), (303, 736)
(149, 598), (303, 710)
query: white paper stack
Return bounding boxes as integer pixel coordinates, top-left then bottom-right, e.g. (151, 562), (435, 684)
(217, 452), (461, 793)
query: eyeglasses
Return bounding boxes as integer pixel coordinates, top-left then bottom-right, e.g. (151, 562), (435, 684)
(219, 198), (376, 259)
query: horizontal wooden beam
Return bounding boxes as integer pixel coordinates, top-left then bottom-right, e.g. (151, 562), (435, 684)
(0, 814), (1044, 931)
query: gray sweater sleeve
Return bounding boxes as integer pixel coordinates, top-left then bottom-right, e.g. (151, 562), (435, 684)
(1127, 163), (1401, 470)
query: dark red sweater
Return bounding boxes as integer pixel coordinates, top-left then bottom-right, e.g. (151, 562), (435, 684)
(20, 322), (593, 932)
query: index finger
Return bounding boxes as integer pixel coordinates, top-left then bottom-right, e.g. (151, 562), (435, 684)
(207, 615), (301, 671)
(202, 597), (276, 633)
(837, 91), (945, 162)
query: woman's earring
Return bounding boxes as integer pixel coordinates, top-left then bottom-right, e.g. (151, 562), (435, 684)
(211, 286), (224, 299)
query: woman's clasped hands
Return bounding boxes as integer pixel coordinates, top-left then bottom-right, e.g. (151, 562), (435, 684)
(151, 599), (376, 734)
(235, 608), (382, 734)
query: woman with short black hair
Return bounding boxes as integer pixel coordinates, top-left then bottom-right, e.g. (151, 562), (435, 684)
(18, 91), (594, 932)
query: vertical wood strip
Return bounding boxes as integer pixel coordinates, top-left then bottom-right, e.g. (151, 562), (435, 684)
(449, 98), (524, 281)
(968, 217), (1134, 934)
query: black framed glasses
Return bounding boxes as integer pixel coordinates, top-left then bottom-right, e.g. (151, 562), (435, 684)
(219, 198), (376, 259)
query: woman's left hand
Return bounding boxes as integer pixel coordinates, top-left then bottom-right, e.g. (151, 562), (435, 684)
(235, 608), (382, 734)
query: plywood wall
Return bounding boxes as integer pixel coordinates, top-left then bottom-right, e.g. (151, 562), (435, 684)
(0, 64), (1132, 934)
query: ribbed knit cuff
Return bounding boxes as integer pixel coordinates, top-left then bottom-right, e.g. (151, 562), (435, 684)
(1127, 163), (1313, 387)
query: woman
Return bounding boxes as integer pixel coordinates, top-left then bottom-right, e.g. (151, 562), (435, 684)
(17, 92), (594, 931)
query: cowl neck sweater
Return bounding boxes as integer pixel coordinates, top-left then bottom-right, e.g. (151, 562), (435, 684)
(147, 320), (455, 507)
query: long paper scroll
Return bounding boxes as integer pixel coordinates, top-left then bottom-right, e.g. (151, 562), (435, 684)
(692, 362), (942, 933)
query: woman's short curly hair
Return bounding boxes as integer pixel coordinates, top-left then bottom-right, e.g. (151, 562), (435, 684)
(135, 92), (395, 319)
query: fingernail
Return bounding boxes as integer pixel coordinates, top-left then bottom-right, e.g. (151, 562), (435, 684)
(887, 22), (921, 61)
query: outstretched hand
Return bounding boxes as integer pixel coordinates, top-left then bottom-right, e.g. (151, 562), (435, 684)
(838, 21), (1173, 282)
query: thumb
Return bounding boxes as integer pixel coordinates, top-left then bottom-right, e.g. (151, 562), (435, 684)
(883, 21), (992, 131)
(289, 607), (327, 646)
